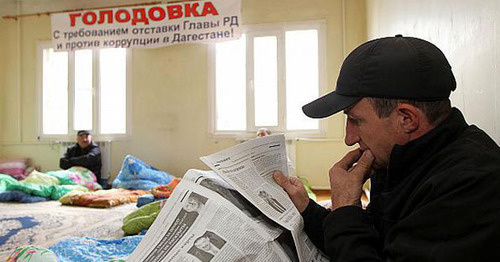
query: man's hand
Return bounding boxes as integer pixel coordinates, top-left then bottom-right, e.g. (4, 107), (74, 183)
(330, 149), (374, 211)
(273, 171), (310, 213)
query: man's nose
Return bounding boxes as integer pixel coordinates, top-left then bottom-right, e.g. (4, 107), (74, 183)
(344, 120), (360, 146)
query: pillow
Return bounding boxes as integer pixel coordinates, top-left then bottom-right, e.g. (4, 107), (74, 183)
(0, 158), (28, 180)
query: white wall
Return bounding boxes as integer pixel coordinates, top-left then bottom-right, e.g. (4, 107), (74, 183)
(366, 0), (500, 143)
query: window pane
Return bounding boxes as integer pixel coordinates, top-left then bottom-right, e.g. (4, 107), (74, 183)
(42, 48), (68, 135)
(254, 36), (278, 127)
(286, 30), (319, 130)
(74, 49), (93, 131)
(100, 48), (126, 134)
(215, 35), (246, 131)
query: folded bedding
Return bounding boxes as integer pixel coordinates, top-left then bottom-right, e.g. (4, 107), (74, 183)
(136, 194), (155, 207)
(49, 236), (143, 262)
(112, 155), (175, 190)
(59, 188), (150, 208)
(22, 170), (60, 185)
(0, 158), (29, 181)
(151, 178), (181, 199)
(0, 174), (89, 201)
(0, 190), (51, 203)
(122, 200), (166, 235)
(46, 167), (102, 190)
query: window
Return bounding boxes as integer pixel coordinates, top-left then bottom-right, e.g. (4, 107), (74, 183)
(210, 21), (326, 138)
(37, 43), (130, 140)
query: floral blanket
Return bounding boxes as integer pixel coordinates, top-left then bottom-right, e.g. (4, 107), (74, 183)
(59, 189), (150, 208)
(112, 155), (175, 190)
(0, 174), (88, 201)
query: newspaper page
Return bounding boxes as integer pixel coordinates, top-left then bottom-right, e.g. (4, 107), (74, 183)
(200, 134), (329, 262)
(127, 179), (295, 262)
(200, 135), (296, 230)
(183, 169), (284, 240)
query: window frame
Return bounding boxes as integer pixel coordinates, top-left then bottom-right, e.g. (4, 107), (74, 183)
(208, 20), (327, 139)
(36, 41), (132, 141)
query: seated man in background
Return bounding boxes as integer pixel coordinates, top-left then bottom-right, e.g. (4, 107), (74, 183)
(60, 130), (104, 188)
(256, 127), (272, 138)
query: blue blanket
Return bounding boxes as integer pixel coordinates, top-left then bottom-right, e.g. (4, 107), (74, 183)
(112, 155), (174, 190)
(49, 236), (143, 262)
(0, 190), (51, 203)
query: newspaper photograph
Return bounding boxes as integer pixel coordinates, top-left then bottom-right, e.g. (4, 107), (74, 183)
(127, 179), (297, 262)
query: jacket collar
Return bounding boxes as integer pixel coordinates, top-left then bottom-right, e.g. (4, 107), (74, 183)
(386, 108), (469, 188)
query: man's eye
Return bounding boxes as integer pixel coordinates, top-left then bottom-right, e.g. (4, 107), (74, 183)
(348, 117), (360, 125)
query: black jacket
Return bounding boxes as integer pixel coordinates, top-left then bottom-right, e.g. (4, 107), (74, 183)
(60, 141), (102, 180)
(302, 108), (500, 261)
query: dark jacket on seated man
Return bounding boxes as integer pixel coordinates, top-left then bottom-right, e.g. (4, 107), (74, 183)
(60, 130), (102, 185)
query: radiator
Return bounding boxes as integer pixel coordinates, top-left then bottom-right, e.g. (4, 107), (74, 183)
(97, 141), (111, 180)
(58, 141), (111, 180)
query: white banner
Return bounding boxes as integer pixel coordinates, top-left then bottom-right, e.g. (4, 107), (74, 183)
(51, 0), (241, 51)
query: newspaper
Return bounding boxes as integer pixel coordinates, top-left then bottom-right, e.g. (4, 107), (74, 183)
(128, 134), (328, 262)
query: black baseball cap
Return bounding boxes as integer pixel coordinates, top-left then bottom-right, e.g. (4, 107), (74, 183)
(302, 35), (456, 118)
(77, 130), (91, 136)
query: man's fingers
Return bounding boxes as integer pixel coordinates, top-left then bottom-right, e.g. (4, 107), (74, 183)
(328, 150), (374, 211)
(273, 171), (290, 189)
(289, 176), (303, 187)
(273, 171), (309, 212)
(334, 148), (363, 170)
(352, 150), (374, 176)
(273, 171), (305, 193)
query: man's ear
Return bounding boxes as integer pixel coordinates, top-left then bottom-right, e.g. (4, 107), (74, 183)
(395, 104), (420, 134)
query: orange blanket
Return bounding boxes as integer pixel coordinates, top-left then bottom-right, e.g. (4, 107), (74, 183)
(59, 189), (150, 208)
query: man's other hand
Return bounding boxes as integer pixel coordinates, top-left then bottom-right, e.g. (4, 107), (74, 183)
(273, 171), (310, 213)
(330, 148), (374, 211)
